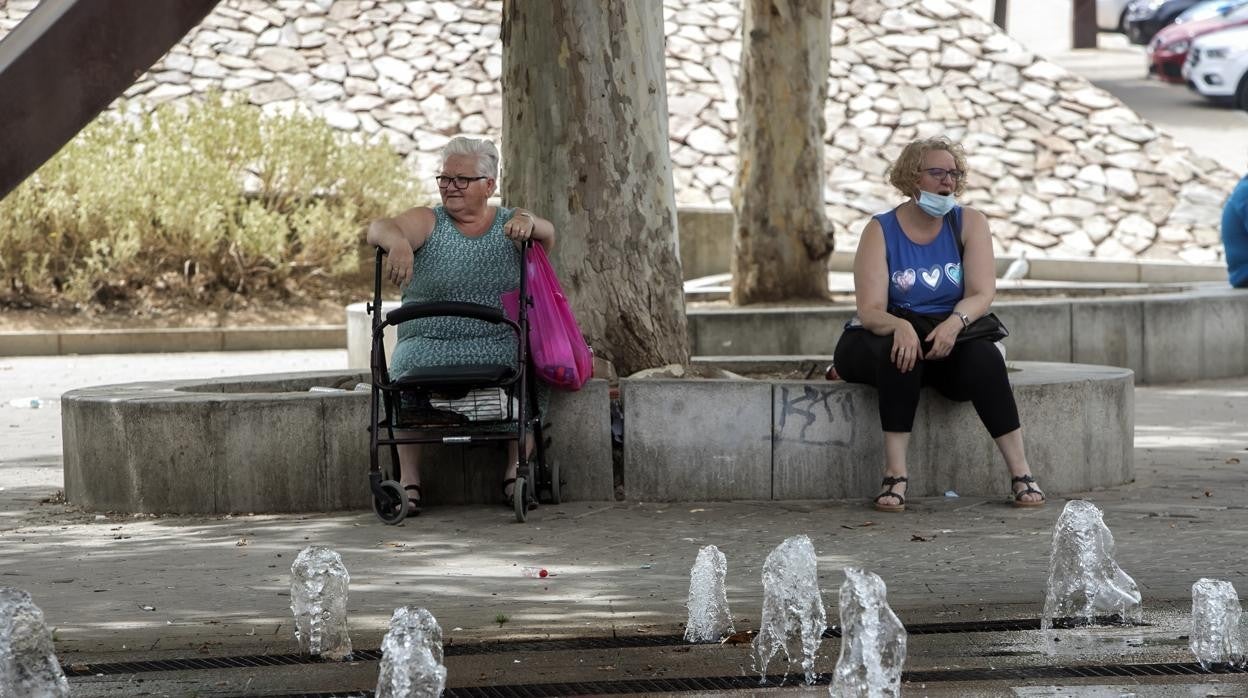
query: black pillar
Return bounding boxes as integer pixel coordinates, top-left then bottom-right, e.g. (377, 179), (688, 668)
(993, 0), (1008, 30)
(1073, 0), (1098, 49)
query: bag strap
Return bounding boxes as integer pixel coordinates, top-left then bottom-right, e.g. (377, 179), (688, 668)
(946, 205), (964, 260)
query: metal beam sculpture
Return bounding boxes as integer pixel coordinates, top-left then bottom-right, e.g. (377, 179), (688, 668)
(0, 0), (220, 200)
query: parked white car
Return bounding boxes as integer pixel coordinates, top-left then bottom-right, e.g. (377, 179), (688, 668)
(1185, 24), (1248, 107)
(1100, 0), (1134, 30)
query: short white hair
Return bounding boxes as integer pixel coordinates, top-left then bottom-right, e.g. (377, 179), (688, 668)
(440, 136), (499, 179)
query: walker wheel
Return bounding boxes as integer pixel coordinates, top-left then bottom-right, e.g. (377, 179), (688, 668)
(373, 479), (407, 525)
(513, 476), (528, 523)
(548, 459), (562, 505)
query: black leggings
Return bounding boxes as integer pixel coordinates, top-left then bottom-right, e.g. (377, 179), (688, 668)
(833, 329), (1021, 438)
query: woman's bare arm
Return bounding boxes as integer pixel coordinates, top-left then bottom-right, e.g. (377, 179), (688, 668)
(853, 219), (907, 336)
(365, 207), (435, 289)
(951, 207), (996, 322)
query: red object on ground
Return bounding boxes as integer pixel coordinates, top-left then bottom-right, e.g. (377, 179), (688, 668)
(539, 569), (548, 578)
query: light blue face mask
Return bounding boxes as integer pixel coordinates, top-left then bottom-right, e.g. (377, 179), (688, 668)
(917, 190), (956, 218)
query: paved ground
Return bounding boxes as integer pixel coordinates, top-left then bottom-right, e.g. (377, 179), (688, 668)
(1, 350), (1247, 695)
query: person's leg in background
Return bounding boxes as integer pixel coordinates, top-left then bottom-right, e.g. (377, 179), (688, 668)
(396, 439), (423, 514)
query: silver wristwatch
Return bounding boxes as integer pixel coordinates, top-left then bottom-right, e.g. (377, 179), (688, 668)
(954, 311), (970, 329)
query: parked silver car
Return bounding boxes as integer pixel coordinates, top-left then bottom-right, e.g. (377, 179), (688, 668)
(1100, 0), (1134, 31)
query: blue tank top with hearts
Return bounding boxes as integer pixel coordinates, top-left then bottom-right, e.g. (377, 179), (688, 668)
(876, 205), (964, 314)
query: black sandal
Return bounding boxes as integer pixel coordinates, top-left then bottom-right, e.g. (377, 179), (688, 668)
(501, 477), (538, 511)
(1010, 474), (1045, 508)
(403, 484), (422, 516)
(873, 475), (908, 513)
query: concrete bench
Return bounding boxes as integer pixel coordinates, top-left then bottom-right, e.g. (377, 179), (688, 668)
(622, 361), (1134, 501)
(61, 362), (1131, 513)
(62, 372), (612, 514)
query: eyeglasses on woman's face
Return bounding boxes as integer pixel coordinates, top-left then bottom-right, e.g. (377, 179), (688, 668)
(920, 167), (964, 183)
(435, 175), (488, 190)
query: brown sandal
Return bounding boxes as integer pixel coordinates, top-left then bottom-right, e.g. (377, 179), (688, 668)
(1010, 474), (1045, 508)
(873, 476), (908, 513)
(403, 484), (421, 516)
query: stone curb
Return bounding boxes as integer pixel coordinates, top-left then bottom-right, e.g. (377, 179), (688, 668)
(686, 284), (1248, 385)
(0, 325), (345, 357)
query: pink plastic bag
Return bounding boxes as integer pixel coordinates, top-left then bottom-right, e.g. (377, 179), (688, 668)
(501, 244), (593, 391)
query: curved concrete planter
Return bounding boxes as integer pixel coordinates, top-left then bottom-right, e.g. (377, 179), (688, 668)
(62, 372), (612, 514)
(622, 361), (1134, 502)
(63, 362), (1131, 513)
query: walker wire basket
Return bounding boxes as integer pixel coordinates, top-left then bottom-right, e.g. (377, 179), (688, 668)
(397, 387), (517, 427)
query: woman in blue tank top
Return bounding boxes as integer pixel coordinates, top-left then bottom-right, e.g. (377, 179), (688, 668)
(833, 137), (1045, 512)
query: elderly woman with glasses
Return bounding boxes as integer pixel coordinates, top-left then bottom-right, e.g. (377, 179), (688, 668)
(832, 136), (1044, 512)
(366, 136), (555, 514)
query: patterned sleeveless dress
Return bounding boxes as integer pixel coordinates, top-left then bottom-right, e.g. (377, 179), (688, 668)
(390, 205), (548, 430)
(391, 205), (520, 377)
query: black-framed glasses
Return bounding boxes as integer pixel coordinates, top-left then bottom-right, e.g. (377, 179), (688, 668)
(921, 168), (964, 182)
(435, 175), (488, 189)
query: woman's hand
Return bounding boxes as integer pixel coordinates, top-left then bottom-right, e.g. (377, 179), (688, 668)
(891, 321), (923, 373)
(504, 210), (536, 241)
(385, 245), (414, 289)
(924, 317), (963, 360)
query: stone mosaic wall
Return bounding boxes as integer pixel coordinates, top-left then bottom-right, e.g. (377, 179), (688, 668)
(0, 0), (1233, 262)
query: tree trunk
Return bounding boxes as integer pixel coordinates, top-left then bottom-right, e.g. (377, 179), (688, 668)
(501, 0), (689, 376)
(731, 0), (834, 305)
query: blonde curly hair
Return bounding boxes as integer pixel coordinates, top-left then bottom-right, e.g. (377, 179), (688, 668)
(886, 136), (969, 198)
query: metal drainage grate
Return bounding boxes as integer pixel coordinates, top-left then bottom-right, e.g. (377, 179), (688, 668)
(437, 664), (1248, 697)
(851, 614), (1143, 636)
(60, 641), (685, 677)
(445, 634), (690, 656)
(61, 616), (1146, 678)
(260, 663), (1248, 698)
(62, 653), (329, 678)
(904, 661), (1248, 683)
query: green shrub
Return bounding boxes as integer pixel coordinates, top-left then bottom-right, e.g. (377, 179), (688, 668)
(0, 94), (425, 303)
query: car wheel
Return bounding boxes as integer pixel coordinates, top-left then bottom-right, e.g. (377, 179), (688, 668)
(1118, 9), (1129, 34)
(1236, 73), (1248, 112)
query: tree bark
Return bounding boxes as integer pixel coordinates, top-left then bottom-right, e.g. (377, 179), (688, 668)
(501, 0), (689, 376)
(731, 0), (833, 305)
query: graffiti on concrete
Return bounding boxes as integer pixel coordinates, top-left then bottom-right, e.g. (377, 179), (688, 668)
(776, 385), (857, 447)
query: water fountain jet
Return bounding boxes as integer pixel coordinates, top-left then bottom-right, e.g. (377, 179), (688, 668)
(290, 546), (353, 660)
(684, 544), (734, 643)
